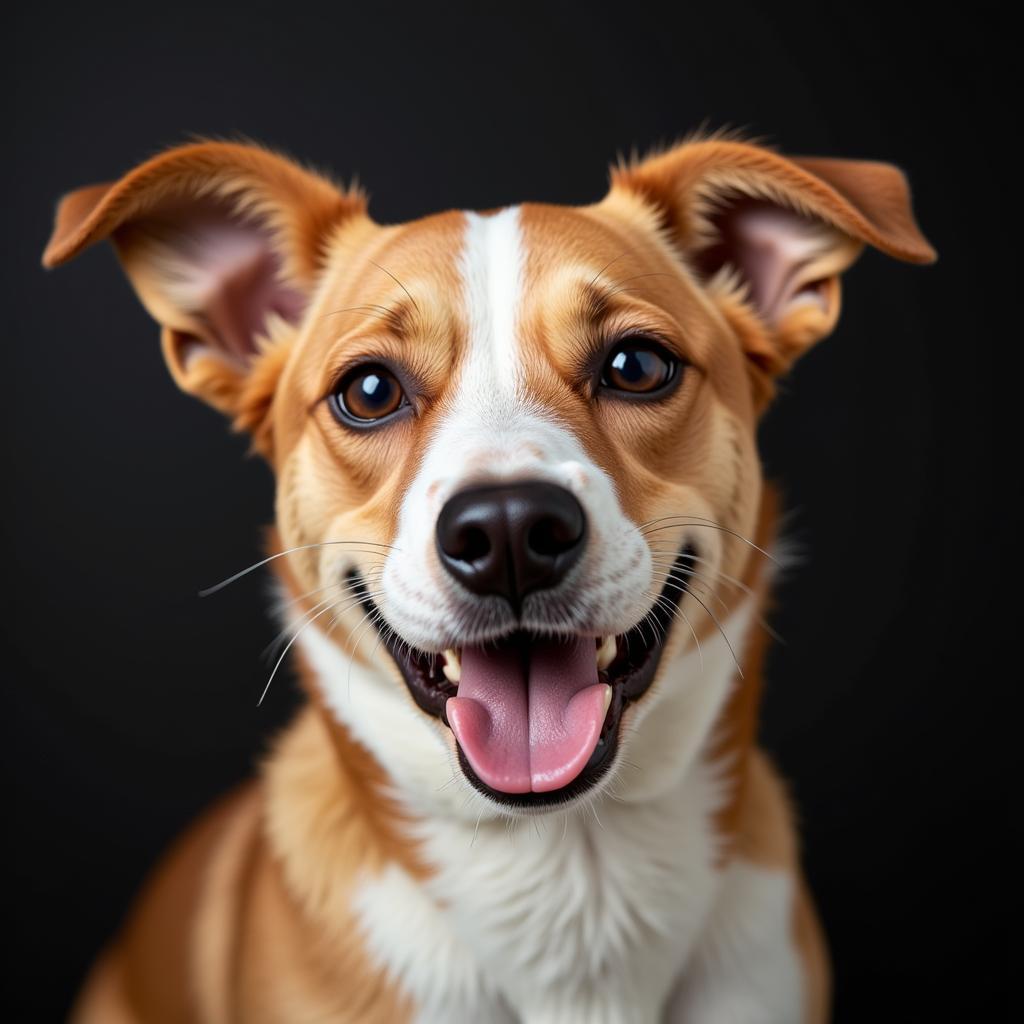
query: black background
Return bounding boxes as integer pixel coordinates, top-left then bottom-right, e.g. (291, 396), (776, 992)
(6, 2), (1006, 1020)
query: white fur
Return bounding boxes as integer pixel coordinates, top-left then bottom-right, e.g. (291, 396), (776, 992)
(462, 207), (523, 392)
(664, 861), (804, 1023)
(355, 766), (721, 1024)
(377, 207), (653, 654)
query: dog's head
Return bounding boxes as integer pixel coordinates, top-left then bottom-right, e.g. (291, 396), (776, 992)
(45, 135), (934, 817)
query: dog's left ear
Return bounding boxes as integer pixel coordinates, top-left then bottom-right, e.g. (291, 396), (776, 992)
(608, 136), (936, 379)
(43, 141), (367, 454)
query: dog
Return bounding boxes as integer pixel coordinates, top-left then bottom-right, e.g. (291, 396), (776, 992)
(44, 131), (935, 1023)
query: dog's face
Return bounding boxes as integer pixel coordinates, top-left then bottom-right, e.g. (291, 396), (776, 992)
(45, 136), (934, 817)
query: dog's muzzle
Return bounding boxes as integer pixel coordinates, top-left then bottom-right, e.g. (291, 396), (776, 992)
(359, 479), (692, 804)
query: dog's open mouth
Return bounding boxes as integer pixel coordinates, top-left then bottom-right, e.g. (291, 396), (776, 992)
(349, 545), (697, 807)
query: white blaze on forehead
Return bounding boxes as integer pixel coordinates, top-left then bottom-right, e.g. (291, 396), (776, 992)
(459, 207), (524, 400)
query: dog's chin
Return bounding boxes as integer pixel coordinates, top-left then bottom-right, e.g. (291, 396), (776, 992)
(348, 545), (697, 811)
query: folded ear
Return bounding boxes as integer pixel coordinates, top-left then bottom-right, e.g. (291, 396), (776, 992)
(43, 140), (366, 437)
(608, 135), (937, 377)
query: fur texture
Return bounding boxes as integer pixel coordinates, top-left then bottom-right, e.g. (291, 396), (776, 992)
(44, 131), (935, 1023)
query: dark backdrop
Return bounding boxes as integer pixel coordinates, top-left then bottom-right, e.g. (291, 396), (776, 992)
(6, 2), (1005, 1020)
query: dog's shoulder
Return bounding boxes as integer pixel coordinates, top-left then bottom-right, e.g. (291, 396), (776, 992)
(72, 707), (422, 1023)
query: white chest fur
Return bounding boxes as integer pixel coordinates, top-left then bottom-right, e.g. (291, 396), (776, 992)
(353, 766), (724, 1024)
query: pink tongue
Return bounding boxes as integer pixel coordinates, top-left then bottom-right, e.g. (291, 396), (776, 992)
(446, 637), (608, 794)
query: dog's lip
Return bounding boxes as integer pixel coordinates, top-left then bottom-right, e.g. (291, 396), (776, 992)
(345, 544), (697, 807)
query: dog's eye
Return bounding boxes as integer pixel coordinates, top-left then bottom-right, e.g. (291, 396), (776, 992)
(600, 339), (680, 396)
(331, 364), (408, 424)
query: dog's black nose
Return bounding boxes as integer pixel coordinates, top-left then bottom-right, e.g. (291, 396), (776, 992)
(435, 481), (586, 610)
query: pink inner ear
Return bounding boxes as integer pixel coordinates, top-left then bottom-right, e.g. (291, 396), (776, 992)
(193, 218), (306, 362)
(137, 199), (307, 368)
(711, 200), (835, 327)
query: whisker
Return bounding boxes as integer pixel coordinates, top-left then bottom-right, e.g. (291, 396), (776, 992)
(364, 603), (401, 667)
(683, 588), (744, 679)
(263, 591), (347, 661)
(640, 590), (703, 672)
(647, 564), (729, 614)
(275, 566), (385, 619)
(278, 582), (385, 653)
(605, 271), (676, 300)
(321, 591), (385, 649)
(262, 577), (388, 707)
(647, 569), (720, 614)
(318, 302), (408, 330)
(200, 541), (398, 596)
(634, 515), (778, 566)
(342, 604), (390, 695)
(436, 771), (461, 793)
(368, 260), (421, 315)
(634, 606), (660, 652)
(257, 600), (340, 706)
(687, 554), (757, 599)
(638, 603), (667, 646)
(586, 252), (628, 290)
(639, 521), (778, 566)
(647, 554), (783, 644)
(277, 579), (345, 615)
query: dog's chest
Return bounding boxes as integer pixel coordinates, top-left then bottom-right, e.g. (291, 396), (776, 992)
(352, 768), (722, 1024)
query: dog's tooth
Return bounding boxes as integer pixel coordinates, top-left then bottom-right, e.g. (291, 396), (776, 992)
(442, 648), (461, 684)
(601, 684), (612, 716)
(596, 634), (617, 671)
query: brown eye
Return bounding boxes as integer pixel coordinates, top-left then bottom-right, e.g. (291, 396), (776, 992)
(331, 364), (408, 425)
(600, 339), (681, 396)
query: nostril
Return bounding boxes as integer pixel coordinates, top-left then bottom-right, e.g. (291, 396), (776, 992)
(452, 525), (491, 564)
(528, 516), (581, 557)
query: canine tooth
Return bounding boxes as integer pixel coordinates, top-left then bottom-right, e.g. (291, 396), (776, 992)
(442, 648), (461, 684)
(596, 634), (617, 670)
(602, 684), (612, 715)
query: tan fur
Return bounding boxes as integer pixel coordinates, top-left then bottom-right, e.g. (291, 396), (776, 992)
(72, 708), (419, 1023)
(735, 753), (831, 1024)
(47, 133), (934, 1022)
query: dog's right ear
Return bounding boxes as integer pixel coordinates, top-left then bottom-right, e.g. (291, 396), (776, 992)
(607, 134), (936, 397)
(43, 141), (367, 452)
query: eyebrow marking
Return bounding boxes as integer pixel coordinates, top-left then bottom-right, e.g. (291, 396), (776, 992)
(604, 271), (676, 300)
(579, 282), (614, 324)
(576, 270), (682, 332)
(319, 300), (417, 337)
(587, 251), (629, 290)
